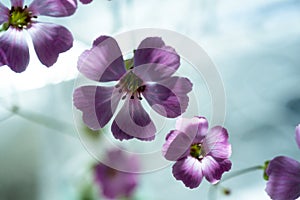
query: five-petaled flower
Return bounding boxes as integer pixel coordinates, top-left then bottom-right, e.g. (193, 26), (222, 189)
(162, 116), (232, 189)
(94, 149), (139, 199)
(0, 0), (76, 73)
(73, 36), (192, 141)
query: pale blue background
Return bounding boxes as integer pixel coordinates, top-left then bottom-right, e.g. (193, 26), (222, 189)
(0, 0), (300, 199)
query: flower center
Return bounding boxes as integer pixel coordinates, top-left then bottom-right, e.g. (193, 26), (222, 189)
(116, 71), (145, 100)
(190, 143), (205, 159)
(8, 6), (35, 29)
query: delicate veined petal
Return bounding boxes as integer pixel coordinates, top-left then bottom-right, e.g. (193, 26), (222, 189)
(0, 27), (29, 73)
(133, 37), (180, 82)
(296, 125), (300, 149)
(0, 48), (7, 66)
(94, 149), (139, 199)
(203, 126), (231, 159)
(10, 0), (23, 7)
(73, 86), (122, 130)
(143, 77), (192, 118)
(176, 116), (208, 142)
(80, 0), (92, 4)
(172, 156), (204, 189)
(162, 130), (192, 161)
(201, 156), (231, 184)
(266, 156), (300, 200)
(111, 98), (156, 141)
(78, 36), (126, 82)
(0, 2), (9, 25)
(28, 22), (73, 67)
(29, 0), (77, 17)
(111, 121), (134, 141)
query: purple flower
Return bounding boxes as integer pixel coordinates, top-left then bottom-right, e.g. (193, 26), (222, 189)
(0, 0), (76, 73)
(296, 124), (300, 149)
(73, 36), (192, 141)
(162, 116), (232, 189)
(80, 0), (93, 4)
(94, 149), (139, 199)
(265, 156), (300, 200)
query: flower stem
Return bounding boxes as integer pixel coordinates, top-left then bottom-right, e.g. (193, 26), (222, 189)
(218, 165), (264, 184)
(208, 165), (264, 199)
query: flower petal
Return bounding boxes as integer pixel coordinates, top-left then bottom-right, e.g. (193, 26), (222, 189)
(0, 2), (9, 25)
(133, 37), (180, 82)
(0, 28), (29, 73)
(203, 126), (231, 159)
(201, 156), (232, 184)
(10, 0), (23, 7)
(78, 36), (126, 82)
(73, 86), (121, 130)
(296, 124), (300, 149)
(29, 0), (77, 17)
(0, 48), (7, 66)
(266, 156), (300, 200)
(80, 0), (92, 4)
(175, 116), (208, 142)
(162, 130), (192, 161)
(172, 156), (203, 189)
(143, 77), (192, 118)
(111, 98), (156, 141)
(27, 23), (73, 67)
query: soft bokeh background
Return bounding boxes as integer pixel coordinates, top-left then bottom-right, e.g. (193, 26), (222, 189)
(0, 0), (300, 199)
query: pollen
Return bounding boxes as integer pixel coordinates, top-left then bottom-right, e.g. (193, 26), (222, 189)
(9, 6), (36, 29)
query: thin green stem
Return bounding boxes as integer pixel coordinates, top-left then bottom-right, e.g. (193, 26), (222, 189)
(219, 165), (263, 184)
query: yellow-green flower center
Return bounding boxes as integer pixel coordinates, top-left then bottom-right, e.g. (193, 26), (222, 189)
(8, 6), (35, 29)
(190, 144), (205, 159)
(117, 71), (145, 100)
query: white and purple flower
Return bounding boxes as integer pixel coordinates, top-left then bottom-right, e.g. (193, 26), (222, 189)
(94, 149), (139, 199)
(0, 0), (76, 73)
(162, 116), (232, 189)
(73, 36), (192, 141)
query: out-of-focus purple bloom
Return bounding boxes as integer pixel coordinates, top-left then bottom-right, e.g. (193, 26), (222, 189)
(73, 36), (192, 141)
(0, 0), (76, 73)
(80, 0), (93, 4)
(94, 149), (139, 199)
(296, 124), (300, 149)
(265, 156), (300, 200)
(162, 116), (232, 189)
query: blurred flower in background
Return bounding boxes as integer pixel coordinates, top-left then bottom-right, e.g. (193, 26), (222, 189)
(163, 116), (232, 189)
(93, 149), (139, 199)
(74, 36), (192, 141)
(0, 0), (76, 72)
